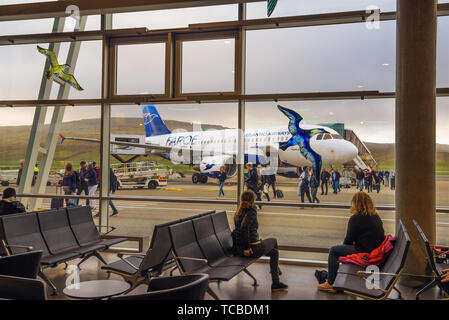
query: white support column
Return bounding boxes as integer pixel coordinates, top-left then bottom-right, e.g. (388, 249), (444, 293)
(237, 3), (247, 204)
(98, 14), (113, 232)
(29, 16), (88, 210)
(18, 18), (65, 207)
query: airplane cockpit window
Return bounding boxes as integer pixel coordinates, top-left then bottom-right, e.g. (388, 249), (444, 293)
(316, 133), (324, 140)
(331, 134), (344, 140)
(323, 133), (332, 140)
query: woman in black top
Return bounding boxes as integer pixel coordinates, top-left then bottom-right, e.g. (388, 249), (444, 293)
(318, 191), (385, 293)
(233, 191), (288, 292)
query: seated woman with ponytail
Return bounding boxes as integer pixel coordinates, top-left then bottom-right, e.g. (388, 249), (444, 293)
(232, 190), (288, 292)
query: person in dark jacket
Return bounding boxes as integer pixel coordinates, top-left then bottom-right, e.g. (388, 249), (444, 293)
(298, 167), (312, 204)
(233, 191), (288, 292)
(245, 163), (262, 206)
(364, 169), (373, 193)
(310, 173), (320, 203)
(331, 168), (341, 194)
(217, 166), (227, 199)
(84, 163), (98, 212)
(320, 168), (330, 195)
(373, 171), (381, 193)
(318, 191), (385, 293)
(77, 161), (89, 206)
(356, 168), (365, 191)
(16, 159), (24, 186)
(109, 168), (119, 217)
(0, 188), (26, 216)
(62, 162), (77, 207)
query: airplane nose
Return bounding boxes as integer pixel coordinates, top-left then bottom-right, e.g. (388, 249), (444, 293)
(346, 142), (359, 160)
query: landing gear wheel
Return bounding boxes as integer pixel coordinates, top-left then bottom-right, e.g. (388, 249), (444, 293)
(200, 175), (208, 184)
(148, 180), (157, 189)
(192, 173), (200, 184)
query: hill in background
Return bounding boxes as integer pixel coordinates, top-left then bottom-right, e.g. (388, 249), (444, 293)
(1, 118), (449, 170)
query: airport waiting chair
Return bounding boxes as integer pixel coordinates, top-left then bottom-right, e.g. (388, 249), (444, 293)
(37, 208), (108, 267)
(192, 215), (258, 269)
(66, 206), (127, 267)
(0, 250), (42, 279)
(111, 274), (209, 300)
(413, 220), (449, 300)
(210, 211), (234, 257)
(333, 221), (411, 300)
(0, 275), (47, 300)
(102, 221), (174, 293)
(169, 220), (247, 300)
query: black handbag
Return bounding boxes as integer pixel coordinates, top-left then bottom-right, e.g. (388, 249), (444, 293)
(315, 269), (328, 284)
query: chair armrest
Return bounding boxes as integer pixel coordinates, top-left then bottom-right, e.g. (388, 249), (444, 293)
(175, 256), (208, 264)
(117, 250), (148, 258)
(96, 225), (116, 235)
(355, 270), (401, 294)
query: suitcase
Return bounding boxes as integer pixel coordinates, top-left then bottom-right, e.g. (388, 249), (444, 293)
(50, 185), (64, 209)
(275, 189), (284, 199)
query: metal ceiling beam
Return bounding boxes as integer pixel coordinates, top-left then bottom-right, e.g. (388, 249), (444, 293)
(0, 0), (262, 22)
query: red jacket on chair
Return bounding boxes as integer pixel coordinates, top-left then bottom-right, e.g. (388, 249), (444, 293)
(337, 235), (396, 267)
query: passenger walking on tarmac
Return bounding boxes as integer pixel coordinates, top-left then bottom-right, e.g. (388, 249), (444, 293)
(298, 167), (312, 204)
(258, 165), (271, 202)
(331, 168), (341, 194)
(318, 192), (385, 293)
(320, 168), (330, 195)
(384, 170), (390, 188)
(217, 166), (227, 199)
(245, 163), (262, 207)
(364, 169), (373, 193)
(264, 164), (277, 198)
(373, 170), (381, 193)
(356, 168), (365, 191)
(92, 161), (101, 188)
(232, 191), (288, 292)
(77, 161), (89, 206)
(109, 168), (119, 217)
(16, 159), (24, 186)
(310, 172), (320, 203)
(62, 162), (78, 207)
(390, 170), (396, 190)
(378, 170), (384, 185)
(84, 163), (99, 214)
(0, 188), (26, 216)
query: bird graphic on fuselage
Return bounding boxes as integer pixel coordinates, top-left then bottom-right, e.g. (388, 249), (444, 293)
(36, 45), (84, 91)
(277, 105), (329, 182)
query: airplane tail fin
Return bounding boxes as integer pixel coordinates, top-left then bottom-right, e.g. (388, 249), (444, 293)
(142, 104), (171, 137)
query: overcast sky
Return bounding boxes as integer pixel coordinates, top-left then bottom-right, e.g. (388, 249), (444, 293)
(0, 0), (448, 143)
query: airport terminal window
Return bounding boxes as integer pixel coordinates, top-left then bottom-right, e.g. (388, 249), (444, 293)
(113, 4), (238, 30)
(245, 21), (396, 94)
(116, 43), (166, 96)
(180, 38), (236, 94)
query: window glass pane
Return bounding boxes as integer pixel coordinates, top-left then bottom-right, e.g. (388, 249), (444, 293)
(113, 5), (238, 30)
(245, 99), (395, 248)
(438, 16), (449, 87)
(436, 97), (449, 245)
(182, 39), (235, 93)
(116, 43), (166, 95)
(246, 21), (396, 94)
(247, 0), (396, 19)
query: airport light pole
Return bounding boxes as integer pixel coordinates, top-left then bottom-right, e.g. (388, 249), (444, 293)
(396, 0), (437, 285)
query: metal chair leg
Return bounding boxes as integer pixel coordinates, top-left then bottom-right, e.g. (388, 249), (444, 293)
(38, 269), (58, 296)
(206, 286), (220, 300)
(77, 253), (93, 270)
(243, 268), (258, 286)
(416, 279), (438, 300)
(92, 251), (107, 265)
(392, 286), (403, 300)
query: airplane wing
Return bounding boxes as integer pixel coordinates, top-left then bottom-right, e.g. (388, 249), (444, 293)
(59, 134), (171, 153)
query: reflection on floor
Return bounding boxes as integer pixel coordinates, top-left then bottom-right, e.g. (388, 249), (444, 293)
(45, 252), (442, 300)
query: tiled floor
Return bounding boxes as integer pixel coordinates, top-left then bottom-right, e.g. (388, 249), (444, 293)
(44, 252), (442, 300)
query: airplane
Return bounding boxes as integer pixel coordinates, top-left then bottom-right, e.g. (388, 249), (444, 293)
(60, 104), (359, 184)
